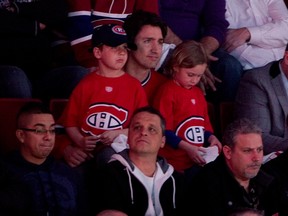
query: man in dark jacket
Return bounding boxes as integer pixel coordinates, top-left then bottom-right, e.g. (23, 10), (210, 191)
(187, 118), (287, 215)
(3, 102), (89, 216)
(93, 106), (186, 216)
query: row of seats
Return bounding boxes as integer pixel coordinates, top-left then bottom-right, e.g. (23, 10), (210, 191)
(207, 101), (235, 139)
(0, 98), (234, 154)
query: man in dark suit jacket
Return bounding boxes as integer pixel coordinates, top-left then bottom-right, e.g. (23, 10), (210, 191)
(235, 45), (288, 155)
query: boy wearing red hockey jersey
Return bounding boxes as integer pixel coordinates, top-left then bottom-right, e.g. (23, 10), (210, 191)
(57, 24), (147, 167)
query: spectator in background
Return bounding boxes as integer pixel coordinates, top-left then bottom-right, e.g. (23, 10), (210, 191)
(123, 10), (168, 105)
(235, 45), (288, 155)
(187, 118), (287, 215)
(159, 0), (243, 103)
(0, 0), (89, 100)
(224, 0), (288, 71)
(3, 102), (88, 215)
(93, 106), (186, 215)
(66, 0), (159, 68)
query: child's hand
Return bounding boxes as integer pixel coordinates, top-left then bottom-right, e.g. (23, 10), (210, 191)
(99, 129), (128, 145)
(99, 130), (121, 145)
(185, 143), (206, 166)
(80, 135), (100, 151)
(63, 145), (89, 167)
(208, 134), (222, 152)
(179, 140), (206, 166)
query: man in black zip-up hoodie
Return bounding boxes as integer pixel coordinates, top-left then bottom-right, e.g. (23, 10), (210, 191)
(93, 106), (186, 216)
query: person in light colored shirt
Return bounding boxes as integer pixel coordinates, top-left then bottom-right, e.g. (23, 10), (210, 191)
(224, 0), (288, 70)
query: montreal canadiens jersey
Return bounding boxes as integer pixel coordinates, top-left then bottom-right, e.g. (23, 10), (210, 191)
(62, 72), (148, 136)
(153, 79), (213, 171)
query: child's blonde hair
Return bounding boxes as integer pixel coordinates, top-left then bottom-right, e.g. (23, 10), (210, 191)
(165, 40), (208, 78)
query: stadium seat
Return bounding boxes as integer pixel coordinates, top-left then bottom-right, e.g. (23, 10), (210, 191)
(207, 102), (217, 132)
(49, 98), (69, 122)
(219, 101), (235, 136)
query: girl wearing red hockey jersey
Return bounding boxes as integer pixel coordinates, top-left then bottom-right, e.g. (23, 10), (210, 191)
(153, 41), (222, 173)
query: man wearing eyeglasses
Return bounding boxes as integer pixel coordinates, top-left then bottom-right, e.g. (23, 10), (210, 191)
(2, 102), (89, 216)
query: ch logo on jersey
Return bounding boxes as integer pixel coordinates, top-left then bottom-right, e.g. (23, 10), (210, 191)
(175, 117), (205, 144)
(82, 104), (128, 135)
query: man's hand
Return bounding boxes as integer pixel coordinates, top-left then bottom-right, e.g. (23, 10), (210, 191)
(223, 28), (251, 53)
(197, 43), (222, 94)
(198, 67), (222, 95)
(164, 27), (183, 45)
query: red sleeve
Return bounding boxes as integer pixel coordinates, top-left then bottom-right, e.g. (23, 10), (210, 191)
(66, 0), (96, 67)
(134, 0), (159, 14)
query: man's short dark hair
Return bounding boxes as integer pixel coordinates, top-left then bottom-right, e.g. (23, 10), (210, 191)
(123, 10), (167, 45)
(222, 118), (262, 149)
(130, 106), (166, 135)
(16, 102), (52, 128)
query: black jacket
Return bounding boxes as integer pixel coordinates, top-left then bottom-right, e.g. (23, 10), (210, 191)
(3, 151), (88, 216)
(187, 154), (286, 216)
(0, 158), (33, 215)
(262, 150), (288, 215)
(93, 150), (186, 216)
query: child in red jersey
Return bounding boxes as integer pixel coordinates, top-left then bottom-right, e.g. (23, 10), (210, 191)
(153, 40), (222, 174)
(56, 24), (148, 167)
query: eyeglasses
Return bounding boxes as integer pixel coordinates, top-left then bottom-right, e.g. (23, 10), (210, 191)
(19, 128), (56, 135)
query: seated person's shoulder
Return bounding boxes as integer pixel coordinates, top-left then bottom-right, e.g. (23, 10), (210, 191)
(242, 61), (276, 81)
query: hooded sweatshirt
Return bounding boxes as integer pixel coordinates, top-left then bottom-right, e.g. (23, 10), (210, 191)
(93, 149), (185, 216)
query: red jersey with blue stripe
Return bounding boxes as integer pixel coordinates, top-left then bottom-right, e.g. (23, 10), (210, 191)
(153, 80), (213, 171)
